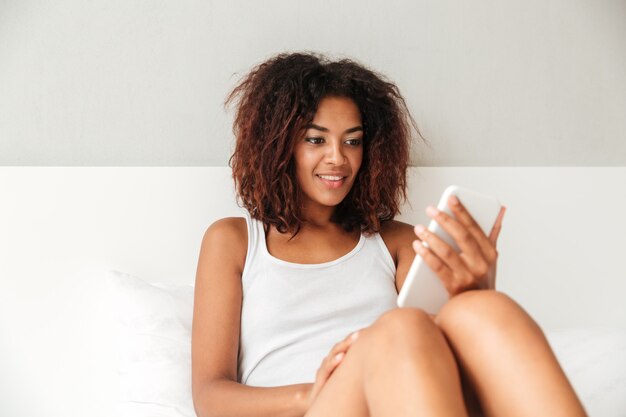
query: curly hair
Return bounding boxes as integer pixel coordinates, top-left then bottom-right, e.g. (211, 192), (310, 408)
(226, 52), (423, 237)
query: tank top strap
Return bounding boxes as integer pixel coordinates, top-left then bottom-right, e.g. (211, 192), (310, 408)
(372, 232), (397, 274)
(241, 210), (266, 291)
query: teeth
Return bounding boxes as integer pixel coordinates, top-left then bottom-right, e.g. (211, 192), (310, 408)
(318, 175), (343, 181)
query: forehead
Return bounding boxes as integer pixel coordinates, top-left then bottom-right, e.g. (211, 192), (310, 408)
(311, 96), (362, 125)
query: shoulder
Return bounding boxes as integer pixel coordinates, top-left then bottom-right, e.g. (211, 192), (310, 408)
(203, 216), (247, 240)
(199, 216), (248, 274)
(379, 219), (417, 261)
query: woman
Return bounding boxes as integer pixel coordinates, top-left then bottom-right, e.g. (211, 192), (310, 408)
(191, 52), (587, 417)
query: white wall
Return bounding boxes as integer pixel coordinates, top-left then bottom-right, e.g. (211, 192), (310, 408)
(0, 0), (625, 166)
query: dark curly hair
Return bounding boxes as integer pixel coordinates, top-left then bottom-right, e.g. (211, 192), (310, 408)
(226, 52), (423, 237)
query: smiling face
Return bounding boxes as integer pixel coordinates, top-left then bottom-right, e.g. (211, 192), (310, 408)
(293, 96), (364, 213)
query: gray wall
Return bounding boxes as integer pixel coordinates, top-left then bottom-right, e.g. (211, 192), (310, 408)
(1, 0), (625, 166)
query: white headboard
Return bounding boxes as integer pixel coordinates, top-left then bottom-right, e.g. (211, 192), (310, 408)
(1, 167), (625, 329)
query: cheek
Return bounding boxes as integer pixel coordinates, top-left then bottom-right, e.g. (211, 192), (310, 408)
(293, 151), (316, 185)
(294, 149), (318, 173)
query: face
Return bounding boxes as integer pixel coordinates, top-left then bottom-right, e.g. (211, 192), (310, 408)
(293, 96), (364, 211)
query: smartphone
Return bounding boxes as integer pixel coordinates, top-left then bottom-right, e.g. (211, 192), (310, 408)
(397, 185), (502, 314)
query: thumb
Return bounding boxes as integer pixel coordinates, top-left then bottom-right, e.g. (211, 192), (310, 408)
(489, 206), (506, 245)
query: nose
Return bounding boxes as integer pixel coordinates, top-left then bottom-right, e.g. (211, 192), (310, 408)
(325, 140), (347, 165)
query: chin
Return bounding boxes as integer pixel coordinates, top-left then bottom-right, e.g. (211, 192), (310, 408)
(300, 178), (355, 208)
(318, 189), (353, 207)
(302, 191), (348, 209)
(321, 197), (347, 207)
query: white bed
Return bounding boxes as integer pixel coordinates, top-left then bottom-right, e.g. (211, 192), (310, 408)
(1, 167), (625, 417)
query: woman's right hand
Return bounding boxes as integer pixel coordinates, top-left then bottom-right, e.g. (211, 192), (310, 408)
(306, 330), (361, 409)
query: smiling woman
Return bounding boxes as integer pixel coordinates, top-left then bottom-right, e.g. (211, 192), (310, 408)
(191, 52), (588, 417)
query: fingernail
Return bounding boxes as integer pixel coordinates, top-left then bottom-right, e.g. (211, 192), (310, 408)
(415, 240), (427, 254)
(350, 331), (359, 341)
(415, 224), (425, 234)
(334, 353), (344, 363)
(450, 195), (460, 206)
(426, 206), (439, 217)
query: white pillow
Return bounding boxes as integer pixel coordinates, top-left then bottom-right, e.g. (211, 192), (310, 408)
(545, 328), (626, 417)
(102, 270), (195, 417)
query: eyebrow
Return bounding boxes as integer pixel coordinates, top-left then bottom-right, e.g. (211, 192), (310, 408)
(305, 123), (363, 134)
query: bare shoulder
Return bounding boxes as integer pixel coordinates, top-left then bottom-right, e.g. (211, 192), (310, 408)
(379, 219), (418, 260)
(379, 219), (416, 238)
(202, 216), (247, 241)
(199, 216), (248, 274)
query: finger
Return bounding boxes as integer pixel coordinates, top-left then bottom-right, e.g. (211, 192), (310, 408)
(326, 352), (345, 372)
(447, 196), (498, 264)
(414, 222), (478, 282)
(326, 331), (359, 360)
(489, 206), (506, 245)
(317, 352), (342, 379)
(324, 332), (359, 370)
(423, 206), (487, 274)
(311, 332), (357, 405)
(412, 239), (467, 295)
(317, 351), (345, 387)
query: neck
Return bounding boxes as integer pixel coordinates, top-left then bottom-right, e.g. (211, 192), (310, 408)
(299, 204), (336, 228)
(300, 195), (337, 227)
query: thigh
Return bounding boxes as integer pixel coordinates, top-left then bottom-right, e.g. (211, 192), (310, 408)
(460, 363), (485, 417)
(304, 332), (370, 417)
(305, 309), (464, 417)
(437, 290), (585, 417)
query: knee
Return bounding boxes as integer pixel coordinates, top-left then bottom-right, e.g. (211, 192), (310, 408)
(436, 289), (537, 336)
(364, 307), (443, 349)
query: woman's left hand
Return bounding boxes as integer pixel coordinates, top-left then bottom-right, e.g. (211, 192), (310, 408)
(412, 194), (506, 297)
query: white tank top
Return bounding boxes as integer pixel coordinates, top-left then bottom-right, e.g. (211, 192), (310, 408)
(237, 210), (398, 387)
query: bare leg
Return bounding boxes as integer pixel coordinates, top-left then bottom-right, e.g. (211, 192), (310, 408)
(436, 290), (588, 417)
(305, 308), (470, 417)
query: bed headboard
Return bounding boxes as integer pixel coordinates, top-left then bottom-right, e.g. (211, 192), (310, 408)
(1, 167), (625, 329)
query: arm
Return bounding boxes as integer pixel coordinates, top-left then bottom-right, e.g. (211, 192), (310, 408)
(191, 217), (312, 417)
(193, 380), (311, 417)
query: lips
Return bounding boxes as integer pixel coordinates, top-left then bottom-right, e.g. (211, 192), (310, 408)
(316, 174), (347, 189)
(317, 174), (345, 180)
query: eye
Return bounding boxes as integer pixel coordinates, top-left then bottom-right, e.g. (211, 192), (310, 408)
(345, 138), (363, 146)
(305, 137), (325, 144)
